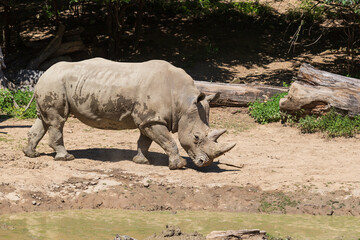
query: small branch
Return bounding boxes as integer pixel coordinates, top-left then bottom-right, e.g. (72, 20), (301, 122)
(288, 20), (304, 54)
(304, 30), (326, 47)
(217, 160), (244, 169)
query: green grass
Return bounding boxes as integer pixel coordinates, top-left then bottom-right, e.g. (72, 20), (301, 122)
(298, 110), (360, 137)
(0, 89), (37, 119)
(248, 93), (360, 137)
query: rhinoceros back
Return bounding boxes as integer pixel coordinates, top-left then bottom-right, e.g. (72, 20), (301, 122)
(35, 58), (199, 131)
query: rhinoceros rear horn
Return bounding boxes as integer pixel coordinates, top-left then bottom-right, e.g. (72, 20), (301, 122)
(213, 142), (236, 158)
(208, 129), (227, 142)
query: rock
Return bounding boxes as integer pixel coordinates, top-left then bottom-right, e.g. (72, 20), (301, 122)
(206, 229), (267, 240)
(162, 225), (182, 237)
(114, 234), (136, 240)
(32, 201), (37, 205)
(142, 178), (150, 188)
(144, 225), (205, 239)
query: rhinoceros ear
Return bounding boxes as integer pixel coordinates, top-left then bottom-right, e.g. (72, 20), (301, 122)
(197, 92), (206, 103)
(205, 92), (220, 103)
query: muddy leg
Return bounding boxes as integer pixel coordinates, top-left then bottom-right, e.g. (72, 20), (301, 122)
(142, 125), (186, 170)
(23, 118), (48, 158)
(48, 122), (74, 161)
(132, 133), (152, 165)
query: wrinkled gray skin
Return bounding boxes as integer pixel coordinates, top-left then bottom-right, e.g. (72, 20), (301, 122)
(23, 58), (235, 169)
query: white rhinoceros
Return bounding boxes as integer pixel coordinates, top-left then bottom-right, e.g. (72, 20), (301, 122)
(23, 58), (235, 169)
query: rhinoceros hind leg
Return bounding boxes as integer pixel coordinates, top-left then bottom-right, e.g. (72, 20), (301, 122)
(23, 118), (48, 158)
(132, 133), (152, 165)
(48, 124), (74, 161)
(142, 125), (186, 170)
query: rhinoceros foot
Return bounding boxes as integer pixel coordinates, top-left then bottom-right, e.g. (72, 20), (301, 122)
(23, 148), (41, 158)
(132, 155), (150, 165)
(54, 153), (75, 161)
(169, 156), (187, 170)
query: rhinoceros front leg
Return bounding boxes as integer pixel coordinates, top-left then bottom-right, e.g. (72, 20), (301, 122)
(142, 125), (187, 170)
(132, 133), (152, 165)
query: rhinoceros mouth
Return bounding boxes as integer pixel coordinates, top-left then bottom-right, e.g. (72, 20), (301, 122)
(186, 150), (211, 167)
(194, 154), (211, 167)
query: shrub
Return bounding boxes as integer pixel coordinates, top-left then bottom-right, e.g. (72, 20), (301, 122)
(293, 110), (360, 137)
(0, 89), (37, 119)
(319, 110), (359, 137)
(248, 92), (288, 124)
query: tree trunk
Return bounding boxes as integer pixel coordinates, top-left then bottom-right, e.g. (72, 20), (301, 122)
(195, 81), (287, 107)
(0, 46), (15, 90)
(2, 3), (10, 53)
(0, 46), (7, 88)
(279, 63), (360, 116)
(134, 0), (144, 44)
(27, 24), (66, 69)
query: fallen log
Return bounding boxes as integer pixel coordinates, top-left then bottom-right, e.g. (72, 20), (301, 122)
(195, 81), (287, 107)
(280, 63), (360, 116)
(27, 24), (66, 69)
(51, 40), (86, 58)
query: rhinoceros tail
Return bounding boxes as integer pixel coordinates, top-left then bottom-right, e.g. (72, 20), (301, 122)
(23, 93), (36, 112)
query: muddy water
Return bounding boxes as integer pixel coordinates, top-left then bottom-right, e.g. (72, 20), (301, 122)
(0, 209), (359, 240)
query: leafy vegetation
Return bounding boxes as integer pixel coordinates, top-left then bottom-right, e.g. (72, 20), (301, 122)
(259, 192), (298, 214)
(248, 92), (288, 124)
(0, 89), (37, 119)
(249, 93), (360, 137)
(298, 110), (360, 137)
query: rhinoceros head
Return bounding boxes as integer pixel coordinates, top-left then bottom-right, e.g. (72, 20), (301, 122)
(178, 92), (236, 167)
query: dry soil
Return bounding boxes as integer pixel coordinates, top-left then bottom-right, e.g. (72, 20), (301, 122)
(0, 108), (360, 216)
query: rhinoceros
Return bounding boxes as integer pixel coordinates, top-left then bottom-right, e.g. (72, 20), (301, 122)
(23, 58), (235, 169)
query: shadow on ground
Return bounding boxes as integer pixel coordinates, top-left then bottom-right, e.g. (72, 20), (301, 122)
(51, 148), (239, 172)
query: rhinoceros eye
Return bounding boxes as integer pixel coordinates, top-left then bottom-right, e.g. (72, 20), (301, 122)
(193, 133), (200, 144)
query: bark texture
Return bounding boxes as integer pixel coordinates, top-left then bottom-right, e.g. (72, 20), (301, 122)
(280, 63), (360, 116)
(195, 81), (287, 107)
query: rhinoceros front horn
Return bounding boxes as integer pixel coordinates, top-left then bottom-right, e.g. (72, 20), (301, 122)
(208, 129), (227, 142)
(212, 142), (236, 158)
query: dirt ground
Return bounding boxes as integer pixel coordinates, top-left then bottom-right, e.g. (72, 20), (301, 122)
(1, 107), (360, 216)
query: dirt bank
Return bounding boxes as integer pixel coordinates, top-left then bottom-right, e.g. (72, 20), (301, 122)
(1, 108), (360, 216)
